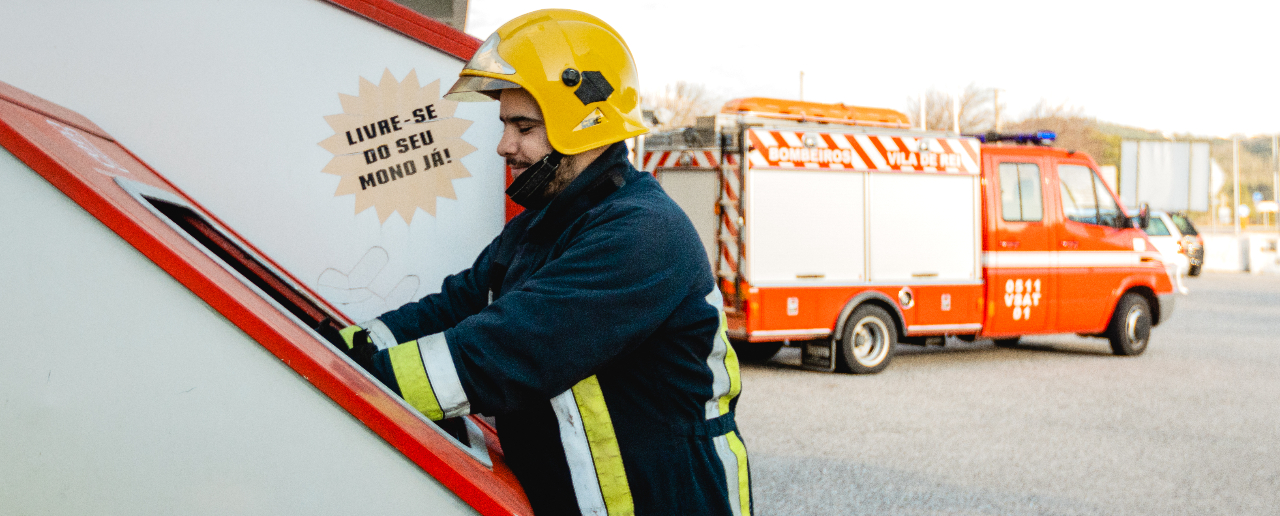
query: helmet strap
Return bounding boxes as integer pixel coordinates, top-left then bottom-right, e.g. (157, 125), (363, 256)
(505, 150), (564, 210)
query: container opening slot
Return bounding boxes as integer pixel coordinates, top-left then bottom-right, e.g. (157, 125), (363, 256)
(143, 195), (473, 448)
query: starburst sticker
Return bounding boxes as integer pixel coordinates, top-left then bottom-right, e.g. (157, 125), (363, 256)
(320, 69), (476, 223)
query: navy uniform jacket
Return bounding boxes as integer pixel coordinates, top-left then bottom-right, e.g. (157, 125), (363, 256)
(364, 142), (752, 516)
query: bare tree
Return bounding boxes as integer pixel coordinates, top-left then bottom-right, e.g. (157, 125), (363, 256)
(641, 82), (721, 132)
(1004, 100), (1118, 166)
(1022, 99), (1086, 120)
(905, 83), (1002, 134)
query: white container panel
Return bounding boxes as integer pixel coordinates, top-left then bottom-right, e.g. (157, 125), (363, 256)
(747, 169), (865, 283)
(0, 149), (475, 515)
(0, 0), (505, 323)
(658, 169), (719, 266)
(866, 172), (978, 281)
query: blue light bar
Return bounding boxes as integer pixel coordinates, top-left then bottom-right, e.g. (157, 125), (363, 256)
(970, 131), (1057, 146)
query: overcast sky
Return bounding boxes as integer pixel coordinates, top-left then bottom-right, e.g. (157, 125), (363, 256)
(465, 0), (1280, 138)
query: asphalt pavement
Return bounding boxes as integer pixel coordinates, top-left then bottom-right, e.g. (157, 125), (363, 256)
(737, 272), (1280, 515)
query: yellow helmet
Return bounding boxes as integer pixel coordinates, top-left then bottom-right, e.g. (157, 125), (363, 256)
(445, 9), (648, 155)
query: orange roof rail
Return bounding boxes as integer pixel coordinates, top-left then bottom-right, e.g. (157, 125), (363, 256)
(721, 97), (911, 129)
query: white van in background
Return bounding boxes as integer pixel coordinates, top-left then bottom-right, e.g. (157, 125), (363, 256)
(1136, 210), (1204, 294)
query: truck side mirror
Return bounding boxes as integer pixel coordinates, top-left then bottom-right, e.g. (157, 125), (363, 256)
(1137, 203), (1151, 230)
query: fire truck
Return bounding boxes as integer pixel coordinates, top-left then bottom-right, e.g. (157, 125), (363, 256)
(642, 97), (1176, 373)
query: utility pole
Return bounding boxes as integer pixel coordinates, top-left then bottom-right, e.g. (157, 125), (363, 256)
(952, 90), (960, 134)
(993, 88), (1002, 132)
(919, 91), (927, 131)
(799, 71), (804, 101)
(1233, 137), (1240, 236)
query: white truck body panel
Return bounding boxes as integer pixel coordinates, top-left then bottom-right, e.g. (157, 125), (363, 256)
(655, 124), (983, 289)
(747, 168), (978, 286)
(747, 169), (866, 284)
(864, 172), (980, 282)
(657, 169), (719, 265)
(0, 148), (476, 515)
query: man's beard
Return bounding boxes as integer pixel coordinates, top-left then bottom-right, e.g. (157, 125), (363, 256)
(543, 153), (582, 198)
(507, 153), (582, 201)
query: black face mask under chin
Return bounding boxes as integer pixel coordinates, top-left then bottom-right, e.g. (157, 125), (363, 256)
(505, 150), (564, 210)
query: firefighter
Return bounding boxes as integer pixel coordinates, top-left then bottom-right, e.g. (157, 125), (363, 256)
(335, 9), (751, 516)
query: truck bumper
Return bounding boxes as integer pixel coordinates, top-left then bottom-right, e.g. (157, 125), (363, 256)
(1154, 292), (1176, 326)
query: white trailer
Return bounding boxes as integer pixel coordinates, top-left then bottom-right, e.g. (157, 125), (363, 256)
(0, 1), (528, 514)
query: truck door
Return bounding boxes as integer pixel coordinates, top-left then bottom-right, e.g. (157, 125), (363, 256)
(1053, 161), (1133, 333)
(983, 155), (1054, 335)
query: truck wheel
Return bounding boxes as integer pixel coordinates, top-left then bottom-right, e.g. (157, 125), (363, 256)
(993, 337), (1020, 348)
(1188, 263), (1202, 277)
(1106, 293), (1151, 356)
(837, 305), (896, 374)
(733, 340), (783, 363)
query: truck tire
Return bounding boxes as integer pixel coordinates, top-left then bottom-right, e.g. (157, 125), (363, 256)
(992, 336), (1020, 348)
(733, 340), (783, 363)
(1106, 293), (1151, 356)
(837, 305), (896, 374)
(1188, 263), (1202, 277)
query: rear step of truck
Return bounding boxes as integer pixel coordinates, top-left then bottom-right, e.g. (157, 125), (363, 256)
(800, 339), (838, 372)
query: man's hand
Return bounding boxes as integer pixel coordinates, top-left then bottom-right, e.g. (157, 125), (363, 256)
(321, 324), (378, 371)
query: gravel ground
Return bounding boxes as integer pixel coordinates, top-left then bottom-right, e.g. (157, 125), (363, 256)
(737, 272), (1280, 515)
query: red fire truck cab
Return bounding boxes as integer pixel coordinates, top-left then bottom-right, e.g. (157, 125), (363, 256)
(641, 98), (1175, 373)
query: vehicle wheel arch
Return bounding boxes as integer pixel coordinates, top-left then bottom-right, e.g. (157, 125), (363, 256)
(832, 291), (907, 345)
(1116, 284), (1160, 327)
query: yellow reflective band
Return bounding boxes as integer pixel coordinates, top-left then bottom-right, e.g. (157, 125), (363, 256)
(388, 341), (444, 421)
(717, 312), (742, 416)
(726, 430), (752, 516)
(572, 376), (634, 516)
(338, 325), (362, 350)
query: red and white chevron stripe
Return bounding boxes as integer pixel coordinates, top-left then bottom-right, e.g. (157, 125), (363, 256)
(642, 150), (738, 172)
(747, 129), (981, 174)
(717, 160), (742, 279)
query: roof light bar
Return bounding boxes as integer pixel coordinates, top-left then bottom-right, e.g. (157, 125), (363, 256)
(972, 131), (1056, 146)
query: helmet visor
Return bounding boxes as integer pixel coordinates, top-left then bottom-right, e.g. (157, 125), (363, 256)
(444, 76), (521, 102)
(465, 32), (516, 75)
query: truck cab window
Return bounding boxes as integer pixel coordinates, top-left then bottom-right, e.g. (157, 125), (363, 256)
(998, 162), (1043, 222)
(1093, 172), (1124, 228)
(1060, 164), (1124, 228)
(1058, 165), (1101, 225)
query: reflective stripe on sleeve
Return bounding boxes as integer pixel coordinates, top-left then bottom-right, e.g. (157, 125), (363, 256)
(418, 332), (470, 419)
(360, 318), (397, 351)
(551, 376), (634, 516)
(714, 431), (752, 516)
(704, 286), (742, 419)
(704, 285), (751, 515)
(388, 340), (444, 420)
(387, 333), (470, 421)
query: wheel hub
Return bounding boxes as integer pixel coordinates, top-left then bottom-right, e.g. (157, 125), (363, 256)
(852, 317), (889, 365)
(1126, 306), (1144, 342)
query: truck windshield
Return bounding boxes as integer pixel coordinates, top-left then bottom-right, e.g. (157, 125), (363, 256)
(1058, 164), (1124, 228)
